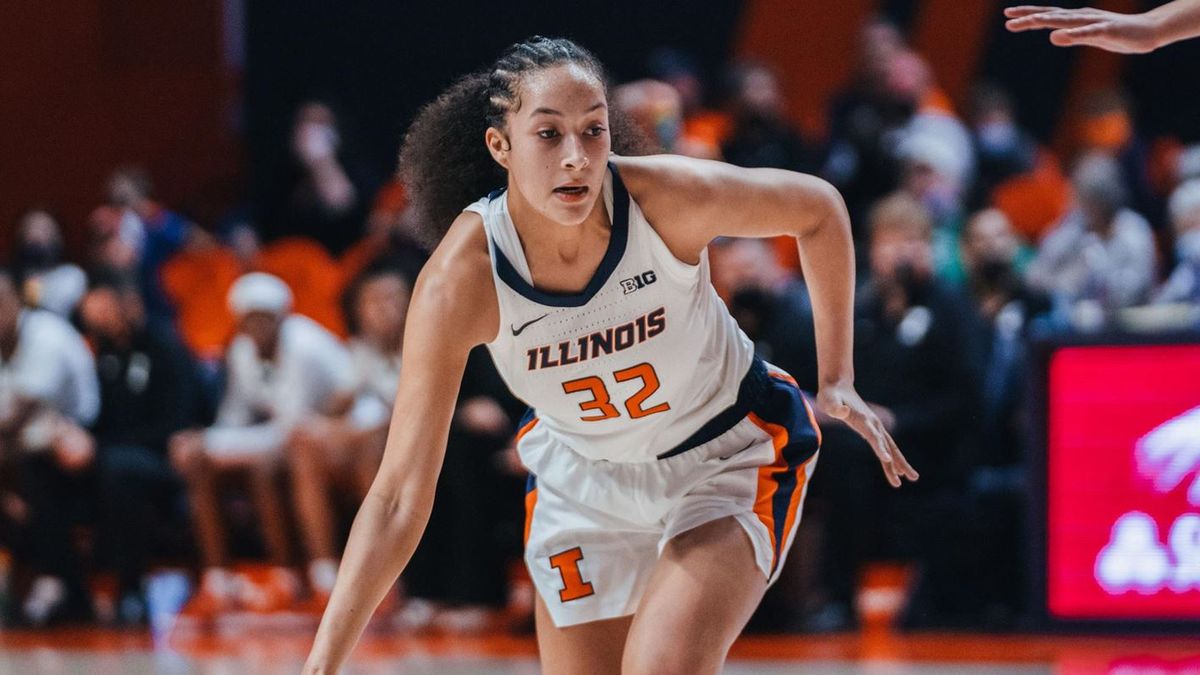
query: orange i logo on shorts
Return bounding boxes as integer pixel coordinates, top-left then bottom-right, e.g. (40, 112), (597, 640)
(548, 547), (595, 602)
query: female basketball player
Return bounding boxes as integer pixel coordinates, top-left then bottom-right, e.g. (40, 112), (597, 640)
(303, 37), (917, 675)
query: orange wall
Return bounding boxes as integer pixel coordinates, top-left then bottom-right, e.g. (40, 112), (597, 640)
(0, 0), (238, 258)
(735, 0), (880, 136)
(911, 0), (998, 109)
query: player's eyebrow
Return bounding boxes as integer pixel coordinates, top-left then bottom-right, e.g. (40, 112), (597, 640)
(531, 102), (607, 116)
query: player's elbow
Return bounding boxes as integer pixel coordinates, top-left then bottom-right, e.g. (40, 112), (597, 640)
(789, 175), (847, 239)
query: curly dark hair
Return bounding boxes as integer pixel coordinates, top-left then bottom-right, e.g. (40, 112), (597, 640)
(398, 36), (651, 247)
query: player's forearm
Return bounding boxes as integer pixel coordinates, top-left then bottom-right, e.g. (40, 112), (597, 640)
(304, 482), (435, 673)
(795, 188), (856, 389)
(1146, 0), (1200, 48)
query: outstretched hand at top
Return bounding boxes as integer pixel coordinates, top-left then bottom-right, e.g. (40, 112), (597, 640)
(1005, 5), (1163, 53)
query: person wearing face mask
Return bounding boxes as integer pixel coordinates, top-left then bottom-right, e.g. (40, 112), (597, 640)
(1155, 179), (1200, 306)
(10, 209), (87, 318)
(791, 193), (980, 631)
(78, 270), (202, 625)
(955, 209), (1051, 626)
(896, 132), (970, 285)
(967, 85), (1038, 209)
(721, 61), (821, 176)
(262, 101), (380, 253)
(0, 267), (99, 626)
(1026, 153), (1157, 323)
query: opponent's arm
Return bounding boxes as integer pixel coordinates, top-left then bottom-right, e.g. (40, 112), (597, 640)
(1005, 1), (1200, 53)
(304, 216), (498, 674)
(619, 156), (918, 488)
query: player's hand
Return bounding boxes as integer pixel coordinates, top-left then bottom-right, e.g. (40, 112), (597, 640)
(816, 383), (919, 488)
(1005, 5), (1161, 53)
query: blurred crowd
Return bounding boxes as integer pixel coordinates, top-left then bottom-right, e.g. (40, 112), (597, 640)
(2, 17), (1199, 634)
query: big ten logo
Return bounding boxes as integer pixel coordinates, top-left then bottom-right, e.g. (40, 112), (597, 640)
(1095, 512), (1200, 594)
(620, 270), (657, 295)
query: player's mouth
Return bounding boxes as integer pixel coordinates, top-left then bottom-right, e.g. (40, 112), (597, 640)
(553, 184), (589, 203)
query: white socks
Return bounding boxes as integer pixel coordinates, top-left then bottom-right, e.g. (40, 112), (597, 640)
(308, 558), (339, 594)
(201, 567), (234, 599)
(23, 575), (66, 626)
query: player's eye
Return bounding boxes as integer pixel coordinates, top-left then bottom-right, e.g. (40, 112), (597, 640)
(537, 129), (559, 139)
(586, 125), (607, 137)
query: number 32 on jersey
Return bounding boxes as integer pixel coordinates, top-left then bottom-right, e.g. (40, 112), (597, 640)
(561, 363), (670, 422)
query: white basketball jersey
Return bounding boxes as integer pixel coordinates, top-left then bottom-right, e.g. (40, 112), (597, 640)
(465, 163), (755, 463)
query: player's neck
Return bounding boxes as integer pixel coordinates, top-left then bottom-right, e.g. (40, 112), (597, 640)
(506, 185), (610, 266)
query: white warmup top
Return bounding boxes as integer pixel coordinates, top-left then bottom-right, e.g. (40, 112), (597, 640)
(465, 163), (755, 463)
(0, 309), (98, 451)
(206, 314), (355, 456)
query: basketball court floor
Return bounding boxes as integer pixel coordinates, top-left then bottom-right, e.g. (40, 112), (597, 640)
(0, 626), (1196, 674)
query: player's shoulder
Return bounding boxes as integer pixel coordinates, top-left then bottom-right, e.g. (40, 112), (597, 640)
(612, 154), (743, 225)
(411, 210), (499, 343)
(612, 154), (725, 201)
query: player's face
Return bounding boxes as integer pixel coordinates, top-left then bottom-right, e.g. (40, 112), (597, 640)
(502, 64), (611, 226)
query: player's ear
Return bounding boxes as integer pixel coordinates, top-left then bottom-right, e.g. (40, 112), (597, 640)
(486, 127), (511, 170)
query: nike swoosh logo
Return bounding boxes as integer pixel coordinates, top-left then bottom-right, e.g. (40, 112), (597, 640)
(718, 441), (758, 461)
(511, 313), (550, 336)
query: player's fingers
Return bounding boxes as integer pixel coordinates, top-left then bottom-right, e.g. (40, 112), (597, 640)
(1049, 22), (1110, 46)
(865, 424), (900, 487)
(1006, 10), (1099, 32)
(1003, 5), (1062, 19)
(887, 434), (920, 482)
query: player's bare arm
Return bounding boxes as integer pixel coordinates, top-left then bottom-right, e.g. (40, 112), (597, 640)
(303, 213), (498, 674)
(617, 155), (919, 488)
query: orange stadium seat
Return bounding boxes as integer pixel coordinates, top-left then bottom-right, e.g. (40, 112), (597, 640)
(254, 237), (348, 337)
(161, 246), (243, 361)
(991, 149), (1072, 243)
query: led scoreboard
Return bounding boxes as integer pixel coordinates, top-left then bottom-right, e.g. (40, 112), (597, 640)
(1036, 339), (1200, 628)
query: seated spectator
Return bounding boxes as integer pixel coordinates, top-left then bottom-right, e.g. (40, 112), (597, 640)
(823, 17), (912, 225)
(169, 273), (355, 616)
(647, 48), (727, 159)
(961, 209), (1044, 321)
(967, 84), (1039, 210)
(796, 194), (980, 631)
(10, 209), (86, 317)
(888, 49), (975, 197)
(78, 270), (202, 625)
(1026, 153), (1157, 322)
(92, 166), (213, 327)
(0, 268), (99, 625)
(956, 209), (1051, 625)
(287, 261), (412, 604)
(1074, 89), (1158, 228)
(721, 60), (821, 174)
(1154, 179), (1200, 304)
(710, 238), (812, 378)
(897, 132), (969, 283)
(612, 79), (685, 154)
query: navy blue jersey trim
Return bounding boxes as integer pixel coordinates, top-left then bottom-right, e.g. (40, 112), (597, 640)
(488, 162), (630, 308)
(517, 407), (537, 430)
(656, 357), (769, 460)
(752, 376), (821, 573)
